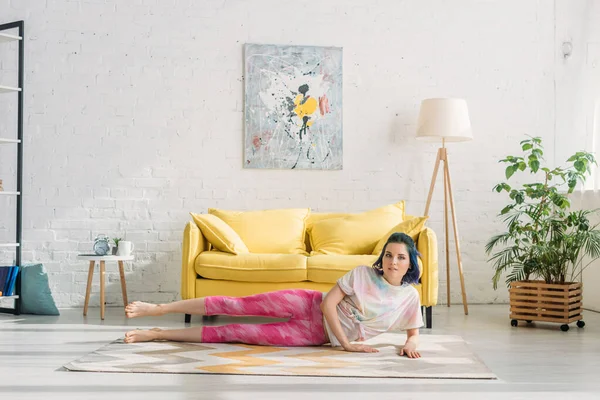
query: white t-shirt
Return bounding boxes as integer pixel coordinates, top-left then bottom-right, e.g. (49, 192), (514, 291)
(323, 265), (424, 347)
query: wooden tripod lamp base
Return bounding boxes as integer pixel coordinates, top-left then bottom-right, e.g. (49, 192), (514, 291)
(424, 145), (469, 315)
(416, 98), (472, 316)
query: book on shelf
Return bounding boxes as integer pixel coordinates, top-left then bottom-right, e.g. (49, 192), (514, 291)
(0, 265), (20, 296)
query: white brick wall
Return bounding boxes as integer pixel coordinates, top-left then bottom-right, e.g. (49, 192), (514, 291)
(0, 0), (597, 308)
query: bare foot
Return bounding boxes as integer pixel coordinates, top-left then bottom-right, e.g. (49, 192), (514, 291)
(124, 328), (162, 343)
(125, 301), (164, 318)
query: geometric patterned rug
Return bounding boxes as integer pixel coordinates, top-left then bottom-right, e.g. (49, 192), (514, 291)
(64, 333), (496, 379)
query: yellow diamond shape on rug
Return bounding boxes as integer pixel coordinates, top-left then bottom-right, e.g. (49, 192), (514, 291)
(283, 349), (360, 375)
(198, 344), (286, 374)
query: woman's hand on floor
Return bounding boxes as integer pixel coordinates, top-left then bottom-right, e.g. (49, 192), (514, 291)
(343, 343), (379, 353)
(399, 342), (421, 358)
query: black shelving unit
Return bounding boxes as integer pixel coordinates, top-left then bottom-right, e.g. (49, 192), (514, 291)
(0, 20), (24, 316)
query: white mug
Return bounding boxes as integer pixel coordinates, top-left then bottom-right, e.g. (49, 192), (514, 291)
(117, 241), (135, 256)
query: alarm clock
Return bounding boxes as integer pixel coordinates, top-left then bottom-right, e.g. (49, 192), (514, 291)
(93, 234), (111, 256)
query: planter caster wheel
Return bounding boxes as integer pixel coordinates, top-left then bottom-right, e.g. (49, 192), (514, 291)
(560, 324), (569, 332)
(511, 319), (518, 327)
(577, 320), (585, 328)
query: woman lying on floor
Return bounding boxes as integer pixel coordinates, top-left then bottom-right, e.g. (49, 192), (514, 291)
(124, 232), (423, 358)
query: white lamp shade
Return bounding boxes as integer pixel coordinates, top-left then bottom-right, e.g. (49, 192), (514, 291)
(416, 98), (473, 142)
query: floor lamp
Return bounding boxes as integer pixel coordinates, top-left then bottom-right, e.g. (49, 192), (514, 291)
(416, 98), (472, 315)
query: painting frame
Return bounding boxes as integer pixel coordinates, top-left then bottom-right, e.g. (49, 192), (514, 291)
(243, 43), (343, 170)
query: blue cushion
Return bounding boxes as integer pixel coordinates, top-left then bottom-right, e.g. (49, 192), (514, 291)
(20, 263), (60, 315)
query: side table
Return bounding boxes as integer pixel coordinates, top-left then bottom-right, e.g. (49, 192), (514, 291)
(76, 255), (134, 320)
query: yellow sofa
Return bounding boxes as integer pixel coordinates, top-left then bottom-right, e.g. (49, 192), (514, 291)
(181, 204), (439, 328)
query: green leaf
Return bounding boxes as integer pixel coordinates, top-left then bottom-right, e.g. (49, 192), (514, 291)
(494, 183), (511, 193)
(518, 162), (526, 171)
(515, 192), (525, 204)
(506, 165), (516, 179)
(522, 143), (533, 151)
(552, 195), (565, 207)
(500, 156), (518, 164)
(532, 148), (544, 157)
(574, 160), (585, 173)
(501, 205), (513, 215)
(530, 159), (540, 173)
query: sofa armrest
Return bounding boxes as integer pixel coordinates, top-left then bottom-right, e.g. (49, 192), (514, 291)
(181, 221), (209, 300)
(417, 227), (438, 307)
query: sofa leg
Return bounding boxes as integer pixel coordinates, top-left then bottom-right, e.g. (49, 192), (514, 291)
(425, 306), (432, 329)
(184, 313), (191, 324)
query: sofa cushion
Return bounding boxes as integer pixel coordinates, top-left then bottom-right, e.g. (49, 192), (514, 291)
(371, 216), (429, 255)
(307, 255), (378, 283)
(308, 202), (405, 255)
(306, 212), (351, 230)
(190, 213), (249, 255)
(195, 251), (307, 282)
(305, 212), (349, 252)
(208, 208), (310, 254)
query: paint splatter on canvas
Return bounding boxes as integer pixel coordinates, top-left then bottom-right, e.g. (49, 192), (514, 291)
(244, 44), (343, 170)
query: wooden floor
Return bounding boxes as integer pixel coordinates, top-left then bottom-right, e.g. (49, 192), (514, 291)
(1, 304), (599, 400)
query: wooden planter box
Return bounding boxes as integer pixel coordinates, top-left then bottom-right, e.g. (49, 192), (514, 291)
(509, 280), (585, 331)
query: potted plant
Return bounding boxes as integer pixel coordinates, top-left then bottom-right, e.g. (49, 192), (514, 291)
(485, 136), (600, 331)
(112, 237), (122, 255)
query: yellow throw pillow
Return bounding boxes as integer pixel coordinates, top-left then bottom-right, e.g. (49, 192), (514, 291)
(309, 202), (405, 255)
(372, 216), (429, 255)
(190, 213), (249, 255)
(208, 208), (310, 254)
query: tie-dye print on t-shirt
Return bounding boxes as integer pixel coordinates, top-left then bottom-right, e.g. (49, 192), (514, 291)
(323, 265), (424, 347)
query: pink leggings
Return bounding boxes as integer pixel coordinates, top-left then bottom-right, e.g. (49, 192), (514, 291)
(201, 289), (327, 346)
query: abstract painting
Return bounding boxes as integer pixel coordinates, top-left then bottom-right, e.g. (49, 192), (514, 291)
(244, 43), (343, 170)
